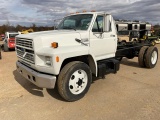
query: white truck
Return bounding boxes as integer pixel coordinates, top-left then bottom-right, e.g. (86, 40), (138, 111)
(15, 12), (158, 101)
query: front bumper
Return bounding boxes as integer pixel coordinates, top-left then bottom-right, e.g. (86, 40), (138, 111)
(9, 43), (15, 49)
(16, 61), (57, 88)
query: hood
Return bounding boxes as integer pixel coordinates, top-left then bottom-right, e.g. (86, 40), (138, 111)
(8, 38), (15, 40)
(17, 30), (89, 49)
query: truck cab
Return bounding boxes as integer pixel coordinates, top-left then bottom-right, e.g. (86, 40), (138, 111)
(15, 12), (158, 101)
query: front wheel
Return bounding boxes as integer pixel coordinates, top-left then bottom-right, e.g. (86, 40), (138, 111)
(57, 61), (92, 102)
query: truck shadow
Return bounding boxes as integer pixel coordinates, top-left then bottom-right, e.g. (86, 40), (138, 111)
(120, 58), (140, 68)
(46, 76), (100, 102)
(46, 87), (66, 101)
(13, 70), (44, 97)
(13, 70), (66, 101)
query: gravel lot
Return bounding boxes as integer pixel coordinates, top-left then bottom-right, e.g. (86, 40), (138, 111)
(0, 43), (160, 120)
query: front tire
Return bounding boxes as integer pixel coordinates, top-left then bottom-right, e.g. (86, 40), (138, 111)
(57, 61), (92, 102)
(145, 46), (158, 68)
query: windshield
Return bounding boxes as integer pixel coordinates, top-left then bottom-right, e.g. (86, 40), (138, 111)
(57, 14), (93, 30)
(9, 34), (19, 38)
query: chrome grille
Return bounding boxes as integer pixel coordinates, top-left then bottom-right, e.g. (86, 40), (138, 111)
(16, 38), (33, 49)
(16, 38), (35, 64)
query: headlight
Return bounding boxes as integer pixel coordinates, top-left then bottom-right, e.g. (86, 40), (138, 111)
(45, 56), (52, 66)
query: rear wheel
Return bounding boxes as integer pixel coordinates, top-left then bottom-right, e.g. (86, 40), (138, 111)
(57, 61), (92, 102)
(145, 46), (158, 68)
(138, 46), (149, 67)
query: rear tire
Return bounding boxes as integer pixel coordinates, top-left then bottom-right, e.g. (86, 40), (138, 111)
(138, 46), (149, 67)
(145, 46), (158, 68)
(57, 61), (92, 102)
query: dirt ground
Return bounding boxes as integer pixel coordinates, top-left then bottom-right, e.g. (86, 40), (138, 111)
(0, 43), (160, 120)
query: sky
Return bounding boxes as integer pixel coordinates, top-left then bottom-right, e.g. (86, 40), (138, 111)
(0, 0), (160, 26)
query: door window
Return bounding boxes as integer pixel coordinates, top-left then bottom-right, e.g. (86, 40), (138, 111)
(92, 15), (103, 32)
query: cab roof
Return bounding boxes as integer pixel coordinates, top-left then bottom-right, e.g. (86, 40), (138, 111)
(68, 11), (110, 16)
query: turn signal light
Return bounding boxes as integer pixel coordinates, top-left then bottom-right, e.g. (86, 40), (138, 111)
(51, 42), (58, 48)
(56, 56), (59, 62)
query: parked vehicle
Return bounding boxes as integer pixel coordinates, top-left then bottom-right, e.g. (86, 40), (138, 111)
(116, 22), (155, 45)
(15, 12), (158, 101)
(117, 30), (139, 45)
(20, 28), (34, 34)
(0, 34), (5, 41)
(2, 32), (20, 52)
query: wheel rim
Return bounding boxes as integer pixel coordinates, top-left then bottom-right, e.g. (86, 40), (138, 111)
(69, 69), (88, 95)
(151, 51), (158, 65)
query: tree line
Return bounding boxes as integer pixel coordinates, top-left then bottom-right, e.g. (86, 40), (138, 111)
(0, 23), (55, 34)
(0, 23), (160, 36)
(153, 24), (160, 36)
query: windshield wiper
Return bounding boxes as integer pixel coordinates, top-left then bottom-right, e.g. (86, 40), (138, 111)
(63, 26), (76, 31)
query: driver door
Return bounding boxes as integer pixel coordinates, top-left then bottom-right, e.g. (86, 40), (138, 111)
(90, 14), (117, 60)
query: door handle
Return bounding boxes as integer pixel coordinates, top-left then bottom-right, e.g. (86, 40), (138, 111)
(110, 35), (115, 37)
